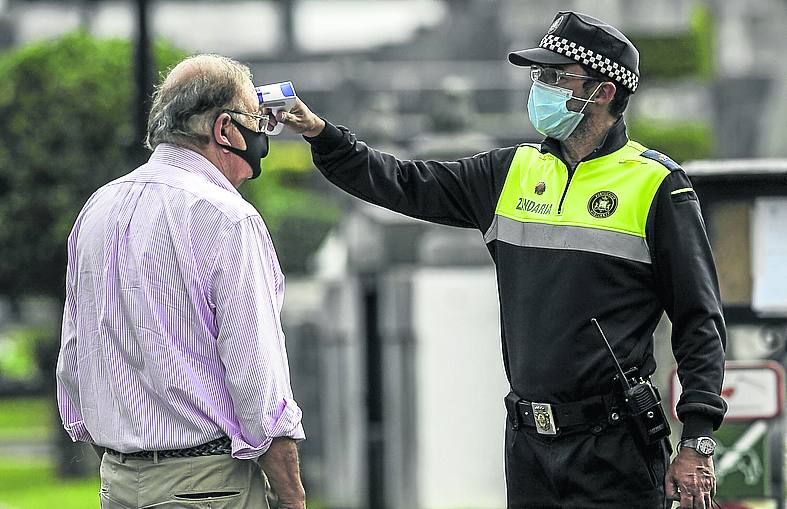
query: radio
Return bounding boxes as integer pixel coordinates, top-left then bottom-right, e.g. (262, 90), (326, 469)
(591, 318), (671, 445)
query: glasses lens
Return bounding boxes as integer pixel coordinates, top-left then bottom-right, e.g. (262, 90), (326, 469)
(531, 66), (560, 85)
(542, 68), (559, 85)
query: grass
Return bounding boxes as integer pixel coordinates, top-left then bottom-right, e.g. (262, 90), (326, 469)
(0, 459), (100, 509)
(0, 397), (98, 508)
(0, 397), (51, 440)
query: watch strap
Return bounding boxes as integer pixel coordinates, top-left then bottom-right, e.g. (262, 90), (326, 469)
(679, 436), (716, 456)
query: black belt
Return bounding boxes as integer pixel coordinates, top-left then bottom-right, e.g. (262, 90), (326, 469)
(105, 436), (232, 460)
(504, 390), (618, 435)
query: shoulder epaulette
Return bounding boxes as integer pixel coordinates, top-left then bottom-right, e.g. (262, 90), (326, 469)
(640, 149), (682, 171)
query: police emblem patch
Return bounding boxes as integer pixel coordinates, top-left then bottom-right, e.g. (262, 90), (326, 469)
(588, 191), (618, 218)
(547, 15), (564, 35)
(534, 181), (546, 195)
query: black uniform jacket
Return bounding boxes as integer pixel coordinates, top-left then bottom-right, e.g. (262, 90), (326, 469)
(305, 119), (727, 437)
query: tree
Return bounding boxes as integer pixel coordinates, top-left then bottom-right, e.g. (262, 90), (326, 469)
(0, 32), (184, 302)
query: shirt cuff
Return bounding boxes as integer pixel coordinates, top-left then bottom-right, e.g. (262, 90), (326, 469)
(230, 398), (306, 460)
(63, 420), (94, 443)
(303, 120), (345, 154)
(680, 413), (715, 439)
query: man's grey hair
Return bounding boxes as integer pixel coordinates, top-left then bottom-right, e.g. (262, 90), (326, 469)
(145, 54), (253, 150)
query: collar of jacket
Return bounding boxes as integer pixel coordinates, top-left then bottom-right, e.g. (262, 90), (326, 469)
(539, 116), (629, 163)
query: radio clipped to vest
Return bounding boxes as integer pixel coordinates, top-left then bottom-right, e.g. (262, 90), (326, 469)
(591, 318), (671, 445)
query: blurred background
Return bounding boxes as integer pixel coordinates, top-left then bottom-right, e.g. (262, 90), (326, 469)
(0, 0), (786, 508)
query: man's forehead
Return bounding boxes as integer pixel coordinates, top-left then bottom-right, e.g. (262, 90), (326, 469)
(243, 84), (260, 111)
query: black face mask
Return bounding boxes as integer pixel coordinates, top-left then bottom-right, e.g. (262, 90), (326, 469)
(220, 118), (269, 179)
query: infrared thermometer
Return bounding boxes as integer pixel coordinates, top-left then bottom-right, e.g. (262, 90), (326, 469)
(255, 81), (297, 135)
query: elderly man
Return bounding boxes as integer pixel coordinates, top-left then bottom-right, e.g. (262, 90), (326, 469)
(56, 55), (306, 509)
(275, 11), (726, 509)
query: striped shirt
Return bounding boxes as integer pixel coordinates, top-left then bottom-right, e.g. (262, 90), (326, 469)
(56, 144), (305, 459)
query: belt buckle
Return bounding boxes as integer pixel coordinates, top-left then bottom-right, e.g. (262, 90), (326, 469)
(532, 402), (558, 435)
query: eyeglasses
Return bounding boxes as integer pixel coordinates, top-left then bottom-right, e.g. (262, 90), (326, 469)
(224, 109), (270, 133)
(530, 66), (599, 86)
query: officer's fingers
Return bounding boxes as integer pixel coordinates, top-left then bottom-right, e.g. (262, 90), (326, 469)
(679, 489), (693, 509)
(690, 491), (707, 509)
(701, 472), (716, 497)
(665, 480), (679, 500)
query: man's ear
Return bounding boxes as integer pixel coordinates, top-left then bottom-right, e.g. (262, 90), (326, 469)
(594, 82), (617, 106)
(213, 112), (233, 151)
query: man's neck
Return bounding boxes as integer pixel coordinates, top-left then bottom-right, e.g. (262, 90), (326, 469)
(186, 143), (245, 189)
(560, 114), (617, 168)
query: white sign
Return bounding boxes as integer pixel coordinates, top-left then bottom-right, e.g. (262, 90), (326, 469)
(751, 198), (787, 316)
(671, 362), (784, 421)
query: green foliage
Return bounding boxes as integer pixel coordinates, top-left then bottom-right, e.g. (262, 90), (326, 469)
(0, 32), (185, 300)
(689, 3), (715, 79)
(629, 119), (714, 163)
(241, 140), (341, 273)
(0, 327), (48, 382)
(630, 3), (715, 80)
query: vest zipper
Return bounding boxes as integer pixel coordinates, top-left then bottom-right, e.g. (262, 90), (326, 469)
(557, 163), (578, 215)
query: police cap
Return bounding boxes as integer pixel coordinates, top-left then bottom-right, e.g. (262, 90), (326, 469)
(508, 11), (640, 93)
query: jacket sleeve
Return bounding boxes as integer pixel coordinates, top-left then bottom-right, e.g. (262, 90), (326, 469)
(647, 170), (727, 438)
(305, 122), (512, 231)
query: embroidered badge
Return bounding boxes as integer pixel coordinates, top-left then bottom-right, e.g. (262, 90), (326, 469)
(588, 191), (618, 218)
(534, 181), (546, 195)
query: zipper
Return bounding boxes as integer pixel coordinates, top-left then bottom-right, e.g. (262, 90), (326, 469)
(557, 163), (578, 215)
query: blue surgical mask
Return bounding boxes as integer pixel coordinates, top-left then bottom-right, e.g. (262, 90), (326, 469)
(527, 80), (602, 141)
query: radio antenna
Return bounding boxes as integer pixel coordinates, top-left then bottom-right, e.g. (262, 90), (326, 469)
(591, 318), (631, 390)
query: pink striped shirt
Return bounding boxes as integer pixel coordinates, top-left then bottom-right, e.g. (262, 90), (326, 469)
(56, 144), (305, 459)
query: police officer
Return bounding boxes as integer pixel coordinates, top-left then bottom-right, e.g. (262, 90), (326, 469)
(274, 11), (726, 509)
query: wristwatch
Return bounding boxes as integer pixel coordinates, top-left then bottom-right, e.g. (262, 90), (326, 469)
(679, 436), (717, 457)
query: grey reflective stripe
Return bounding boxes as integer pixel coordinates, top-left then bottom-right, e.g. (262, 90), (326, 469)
(484, 215), (651, 264)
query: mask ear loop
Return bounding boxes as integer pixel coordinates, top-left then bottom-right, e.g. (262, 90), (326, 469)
(576, 81), (605, 115)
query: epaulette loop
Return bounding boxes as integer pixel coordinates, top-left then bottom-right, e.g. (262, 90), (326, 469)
(640, 149), (681, 171)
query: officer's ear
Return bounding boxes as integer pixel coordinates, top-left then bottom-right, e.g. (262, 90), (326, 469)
(213, 112), (233, 151)
(593, 82), (617, 107)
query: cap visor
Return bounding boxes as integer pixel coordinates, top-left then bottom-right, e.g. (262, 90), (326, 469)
(508, 47), (576, 67)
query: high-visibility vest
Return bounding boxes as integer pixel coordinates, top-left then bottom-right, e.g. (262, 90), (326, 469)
(485, 140), (677, 265)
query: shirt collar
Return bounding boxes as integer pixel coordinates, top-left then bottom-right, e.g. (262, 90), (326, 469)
(149, 143), (240, 195)
(540, 116), (629, 162)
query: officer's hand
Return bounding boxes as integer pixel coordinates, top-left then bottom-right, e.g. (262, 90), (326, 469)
(264, 98), (325, 137)
(665, 448), (716, 509)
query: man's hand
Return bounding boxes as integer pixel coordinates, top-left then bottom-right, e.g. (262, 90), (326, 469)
(665, 447), (716, 509)
(264, 98), (325, 138)
(258, 437), (306, 509)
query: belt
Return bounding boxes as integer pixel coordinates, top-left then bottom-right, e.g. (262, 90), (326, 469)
(504, 390), (619, 435)
(105, 436), (232, 460)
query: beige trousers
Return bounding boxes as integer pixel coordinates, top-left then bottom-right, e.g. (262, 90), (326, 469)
(99, 452), (271, 509)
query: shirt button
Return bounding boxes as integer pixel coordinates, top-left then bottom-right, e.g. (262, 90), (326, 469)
(591, 424), (603, 434)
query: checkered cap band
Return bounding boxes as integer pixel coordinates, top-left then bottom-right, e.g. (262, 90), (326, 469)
(539, 34), (639, 92)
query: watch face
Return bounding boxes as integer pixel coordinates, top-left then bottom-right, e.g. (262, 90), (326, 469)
(697, 438), (716, 455)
